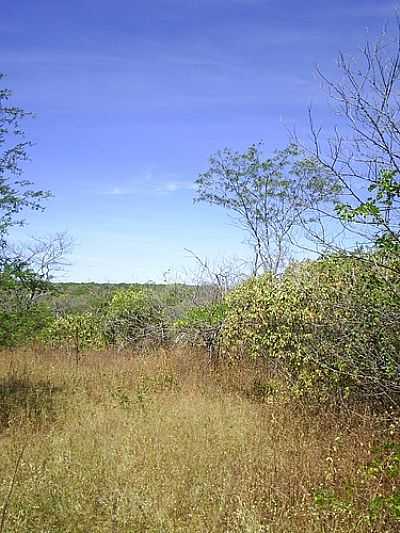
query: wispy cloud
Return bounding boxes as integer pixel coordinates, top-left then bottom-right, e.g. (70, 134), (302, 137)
(102, 179), (195, 196)
(157, 180), (196, 193)
(106, 187), (129, 196)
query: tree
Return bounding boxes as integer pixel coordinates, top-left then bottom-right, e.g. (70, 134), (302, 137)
(1, 233), (72, 309)
(307, 21), (400, 257)
(0, 74), (58, 347)
(195, 143), (336, 274)
(0, 73), (50, 254)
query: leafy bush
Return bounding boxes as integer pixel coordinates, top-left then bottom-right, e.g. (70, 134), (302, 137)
(0, 263), (54, 347)
(175, 302), (226, 357)
(0, 304), (53, 348)
(222, 253), (400, 406)
(222, 272), (302, 360)
(41, 312), (105, 356)
(39, 287), (194, 352)
(104, 288), (165, 348)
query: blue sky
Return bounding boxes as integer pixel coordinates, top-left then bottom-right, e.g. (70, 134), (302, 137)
(1, 0), (397, 282)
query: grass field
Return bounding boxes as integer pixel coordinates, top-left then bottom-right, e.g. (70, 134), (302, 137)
(0, 347), (397, 532)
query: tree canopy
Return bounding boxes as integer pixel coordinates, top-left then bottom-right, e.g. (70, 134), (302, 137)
(0, 73), (50, 255)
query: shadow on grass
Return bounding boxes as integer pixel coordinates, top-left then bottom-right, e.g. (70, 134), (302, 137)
(0, 376), (63, 431)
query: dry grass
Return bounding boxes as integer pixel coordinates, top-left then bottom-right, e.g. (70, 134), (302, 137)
(0, 347), (397, 532)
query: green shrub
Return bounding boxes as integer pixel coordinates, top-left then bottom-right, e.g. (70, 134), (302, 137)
(175, 302), (226, 357)
(41, 312), (105, 356)
(222, 254), (400, 406)
(0, 263), (54, 347)
(104, 288), (165, 348)
(0, 304), (53, 348)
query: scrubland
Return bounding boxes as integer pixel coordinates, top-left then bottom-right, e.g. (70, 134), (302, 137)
(0, 347), (397, 533)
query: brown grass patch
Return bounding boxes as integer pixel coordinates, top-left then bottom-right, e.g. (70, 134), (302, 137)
(0, 347), (397, 532)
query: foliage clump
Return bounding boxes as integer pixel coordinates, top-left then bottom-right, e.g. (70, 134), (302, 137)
(104, 288), (165, 348)
(221, 253), (400, 406)
(175, 302), (226, 357)
(41, 312), (105, 356)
